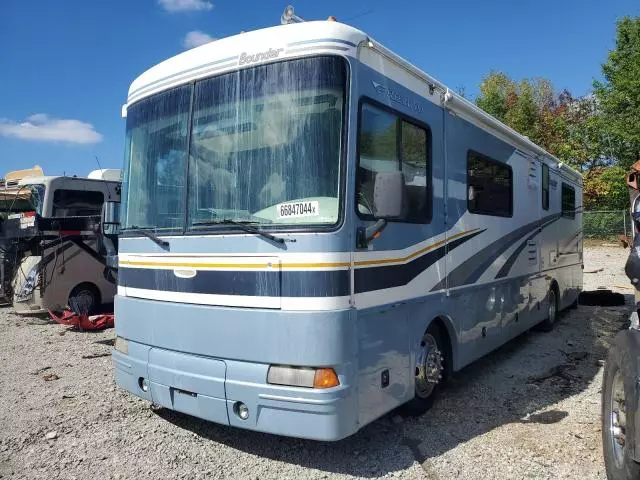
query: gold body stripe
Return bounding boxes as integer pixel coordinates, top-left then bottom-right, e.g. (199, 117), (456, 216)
(118, 260), (349, 269)
(118, 229), (478, 270)
(353, 229), (477, 267)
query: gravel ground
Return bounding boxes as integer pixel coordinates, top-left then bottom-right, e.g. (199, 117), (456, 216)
(0, 245), (634, 480)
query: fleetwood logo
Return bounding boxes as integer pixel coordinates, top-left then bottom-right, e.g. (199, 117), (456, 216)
(239, 48), (284, 66)
(372, 81), (423, 113)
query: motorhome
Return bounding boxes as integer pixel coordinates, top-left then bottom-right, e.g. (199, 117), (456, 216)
(113, 11), (583, 440)
(0, 168), (121, 314)
(0, 166), (43, 301)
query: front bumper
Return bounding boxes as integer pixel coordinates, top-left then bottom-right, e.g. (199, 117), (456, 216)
(113, 340), (358, 441)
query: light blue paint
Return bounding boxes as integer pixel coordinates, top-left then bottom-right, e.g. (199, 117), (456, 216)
(114, 53), (582, 440)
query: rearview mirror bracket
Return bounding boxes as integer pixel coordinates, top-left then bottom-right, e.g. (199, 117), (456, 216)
(356, 219), (387, 249)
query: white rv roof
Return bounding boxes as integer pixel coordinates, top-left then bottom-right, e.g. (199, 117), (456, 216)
(125, 20), (581, 182)
(126, 21), (365, 107)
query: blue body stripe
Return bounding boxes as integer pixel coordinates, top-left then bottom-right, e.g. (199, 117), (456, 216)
(354, 230), (484, 293)
(119, 268), (350, 297)
(495, 216), (561, 279)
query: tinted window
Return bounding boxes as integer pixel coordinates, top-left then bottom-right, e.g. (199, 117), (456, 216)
(357, 103), (430, 223)
(467, 151), (512, 217)
(561, 183), (575, 218)
(121, 85), (192, 230)
(187, 56), (345, 228)
(542, 163), (549, 210)
(52, 189), (104, 217)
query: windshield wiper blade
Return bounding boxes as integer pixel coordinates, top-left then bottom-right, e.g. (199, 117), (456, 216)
(193, 219), (285, 244)
(127, 226), (169, 249)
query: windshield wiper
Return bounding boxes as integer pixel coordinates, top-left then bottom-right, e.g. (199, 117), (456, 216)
(193, 219), (285, 244)
(126, 226), (170, 249)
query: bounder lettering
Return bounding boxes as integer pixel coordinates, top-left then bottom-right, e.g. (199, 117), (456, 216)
(239, 48), (285, 66)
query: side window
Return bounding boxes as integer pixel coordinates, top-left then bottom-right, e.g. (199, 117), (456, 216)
(52, 189), (104, 217)
(356, 102), (431, 223)
(467, 151), (513, 217)
(561, 183), (575, 218)
(542, 163), (549, 211)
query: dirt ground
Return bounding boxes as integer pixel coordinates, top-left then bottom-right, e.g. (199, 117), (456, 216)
(0, 245), (634, 479)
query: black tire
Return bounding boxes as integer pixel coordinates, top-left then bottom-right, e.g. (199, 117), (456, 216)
(68, 283), (100, 315)
(538, 286), (559, 332)
(602, 330), (640, 480)
(401, 324), (448, 416)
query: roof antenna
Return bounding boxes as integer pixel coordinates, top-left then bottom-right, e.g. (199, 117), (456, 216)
(94, 155), (115, 200)
(281, 5), (304, 24)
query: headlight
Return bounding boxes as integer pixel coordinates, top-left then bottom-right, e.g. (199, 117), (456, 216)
(267, 365), (340, 389)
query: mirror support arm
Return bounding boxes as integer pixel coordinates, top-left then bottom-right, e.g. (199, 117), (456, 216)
(357, 219), (387, 249)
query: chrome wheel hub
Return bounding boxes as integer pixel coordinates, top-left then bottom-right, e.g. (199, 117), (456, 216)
(609, 369), (627, 467)
(415, 333), (443, 399)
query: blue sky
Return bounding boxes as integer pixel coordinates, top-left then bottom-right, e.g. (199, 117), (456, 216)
(1, 0), (638, 177)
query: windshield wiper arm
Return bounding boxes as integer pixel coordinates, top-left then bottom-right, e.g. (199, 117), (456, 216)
(193, 219), (285, 244)
(127, 226), (169, 249)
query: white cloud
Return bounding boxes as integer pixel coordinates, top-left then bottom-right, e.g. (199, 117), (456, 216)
(159, 0), (213, 12)
(0, 114), (103, 145)
(183, 30), (216, 49)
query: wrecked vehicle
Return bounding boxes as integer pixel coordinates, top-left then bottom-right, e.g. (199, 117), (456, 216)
(0, 167), (120, 314)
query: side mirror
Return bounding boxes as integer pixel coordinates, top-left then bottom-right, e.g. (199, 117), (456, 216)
(101, 200), (121, 236)
(372, 171), (404, 218)
(357, 171), (405, 248)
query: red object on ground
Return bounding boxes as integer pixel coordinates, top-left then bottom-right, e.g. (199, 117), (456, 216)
(48, 310), (114, 331)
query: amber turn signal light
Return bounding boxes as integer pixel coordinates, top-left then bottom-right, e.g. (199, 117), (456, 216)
(313, 368), (340, 389)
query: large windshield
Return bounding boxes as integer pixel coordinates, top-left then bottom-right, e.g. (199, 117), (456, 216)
(121, 56), (346, 232)
(0, 184), (45, 220)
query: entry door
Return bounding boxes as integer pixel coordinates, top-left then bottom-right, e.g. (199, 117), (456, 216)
(352, 97), (445, 426)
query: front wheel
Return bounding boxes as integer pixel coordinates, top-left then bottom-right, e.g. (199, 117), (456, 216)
(602, 331), (640, 480)
(401, 324), (446, 416)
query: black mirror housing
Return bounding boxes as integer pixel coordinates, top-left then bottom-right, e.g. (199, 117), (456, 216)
(101, 200), (121, 236)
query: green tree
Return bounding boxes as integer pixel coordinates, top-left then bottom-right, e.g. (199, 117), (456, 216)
(475, 73), (611, 174)
(504, 79), (539, 140)
(475, 71), (513, 123)
(594, 16), (640, 169)
(474, 18), (640, 212)
(557, 94), (609, 173)
(475, 73), (563, 153)
(583, 165), (628, 210)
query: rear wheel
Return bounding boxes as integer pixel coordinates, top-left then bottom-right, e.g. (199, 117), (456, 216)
(402, 324), (446, 416)
(602, 331), (640, 480)
(68, 283), (100, 315)
(539, 286), (559, 332)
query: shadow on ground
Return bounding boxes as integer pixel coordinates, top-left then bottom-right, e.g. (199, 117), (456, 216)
(152, 297), (633, 477)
